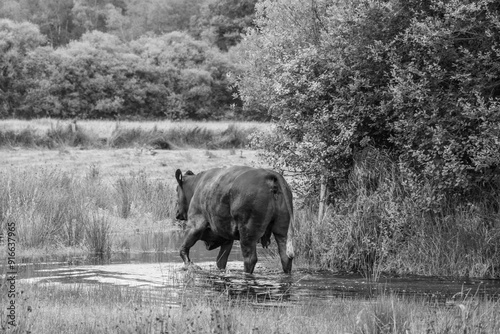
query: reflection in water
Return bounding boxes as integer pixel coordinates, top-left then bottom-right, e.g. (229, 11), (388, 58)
(11, 257), (500, 307)
(5, 230), (500, 307)
(204, 271), (295, 302)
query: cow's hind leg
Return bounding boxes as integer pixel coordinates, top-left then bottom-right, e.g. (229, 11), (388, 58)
(274, 233), (292, 274)
(179, 216), (206, 267)
(216, 240), (233, 270)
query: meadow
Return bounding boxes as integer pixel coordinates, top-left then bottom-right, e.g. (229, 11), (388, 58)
(1, 119), (500, 333)
(0, 119), (266, 258)
(0, 118), (265, 150)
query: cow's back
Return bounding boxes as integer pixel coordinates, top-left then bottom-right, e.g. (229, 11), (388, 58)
(188, 166), (282, 240)
(179, 165), (294, 273)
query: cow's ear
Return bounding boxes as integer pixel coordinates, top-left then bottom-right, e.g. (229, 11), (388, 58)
(175, 169), (183, 186)
(185, 170), (194, 176)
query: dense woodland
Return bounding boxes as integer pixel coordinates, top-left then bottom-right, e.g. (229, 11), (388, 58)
(0, 0), (258, 120)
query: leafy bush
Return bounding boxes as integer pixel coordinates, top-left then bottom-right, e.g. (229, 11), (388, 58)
(240, 0), (500, 276)
(294, 147), (500, 277)
(240, 0), (500, 204)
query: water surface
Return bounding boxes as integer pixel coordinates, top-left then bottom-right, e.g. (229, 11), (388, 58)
(7, 233), (500, 306)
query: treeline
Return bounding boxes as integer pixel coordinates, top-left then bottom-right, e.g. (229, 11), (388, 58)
(0, 0), (256, 50)
(0, 0), (260, 120)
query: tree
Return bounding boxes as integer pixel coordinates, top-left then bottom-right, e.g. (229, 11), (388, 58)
(0, 19), (46, 117)
(191, 0), (258, 51)
(131, 31), (242, 119)
(123, 0), (205, 40)
(237, 0), (500, 203)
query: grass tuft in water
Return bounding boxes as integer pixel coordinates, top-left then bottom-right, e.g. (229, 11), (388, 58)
(85, 212), (112, 259)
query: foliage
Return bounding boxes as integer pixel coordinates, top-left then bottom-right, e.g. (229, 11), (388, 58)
(0, 21), (242, 120)
(239, 0), (500, 203)
(0, 0), (251, 49)
(131, 32), (242, 119)
(191, 0), (258, 51)
(0, 0), (203, 46)
(0, 19), (46, 117)
(0, 167), (177, 252)
(294, 147), (500, 278)
(236, 0), (500, 275)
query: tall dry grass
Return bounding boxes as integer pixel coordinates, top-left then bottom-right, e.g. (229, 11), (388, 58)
(0, 119), (266, 149)
(0, 167), (178, 257)
(294, 147), (500, 279)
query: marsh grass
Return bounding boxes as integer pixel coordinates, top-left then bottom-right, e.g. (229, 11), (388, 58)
(139, 231), (173, 252)
(116, 177), (132, 219)
(0, 119), (265, 149)
(0, 122), (101, 149)
(0, 281), (498, 334)
(85, 212), (112, 259)
(294, 147), (500, 279)
(115, 172), (176, 221)
(0, 167), (177, 258)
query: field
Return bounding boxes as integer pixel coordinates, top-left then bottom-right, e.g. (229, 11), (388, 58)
(1, 119), (500, 333)
(0, 118), (268, 257)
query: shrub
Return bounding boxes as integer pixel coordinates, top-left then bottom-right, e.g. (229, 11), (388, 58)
(294, 147), (500, 277)
(240, 0), (500, 203)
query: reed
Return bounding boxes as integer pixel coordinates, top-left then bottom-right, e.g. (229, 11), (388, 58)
(0, 167), (178, 257)
(0, 169), (88, 248)
(85, 212), (112, 259)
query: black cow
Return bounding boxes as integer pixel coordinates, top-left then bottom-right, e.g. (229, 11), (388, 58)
(175, 166), (294, 274)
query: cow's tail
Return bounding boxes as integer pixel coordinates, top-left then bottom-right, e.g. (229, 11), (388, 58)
(276, 174), (295, 259)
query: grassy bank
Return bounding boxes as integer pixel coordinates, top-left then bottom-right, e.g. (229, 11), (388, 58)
(1, 282), (498, 333)
(0, 119), (267, 149)
(292, 148), (500, 279)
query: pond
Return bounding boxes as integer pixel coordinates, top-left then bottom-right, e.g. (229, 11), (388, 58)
(7, 230), (500, 307)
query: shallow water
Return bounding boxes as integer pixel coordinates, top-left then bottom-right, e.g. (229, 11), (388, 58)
(6, 233), (500, 306)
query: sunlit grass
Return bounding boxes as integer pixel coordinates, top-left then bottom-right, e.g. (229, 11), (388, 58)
(0, 118), (267, 134)
(0, 118), (268, 149)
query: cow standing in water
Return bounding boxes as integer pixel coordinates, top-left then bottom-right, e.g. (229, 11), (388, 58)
(175, 166), (295, 274)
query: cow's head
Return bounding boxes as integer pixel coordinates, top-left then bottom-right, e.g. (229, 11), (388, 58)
(175, 169), (195, 221)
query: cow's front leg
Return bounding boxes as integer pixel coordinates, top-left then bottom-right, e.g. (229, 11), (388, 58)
(179, 215), (206, 267)
(216, 240), (234, 270)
